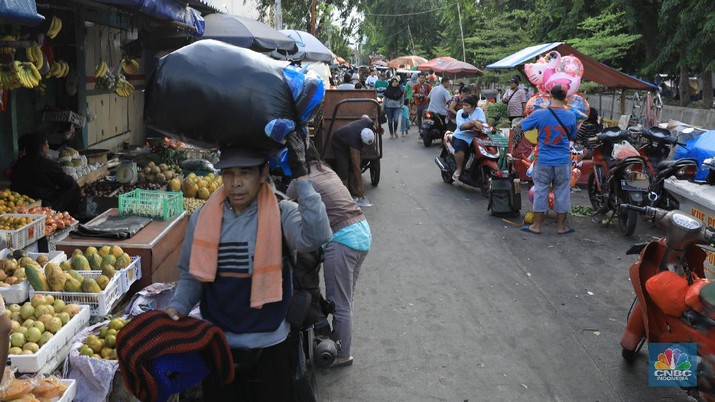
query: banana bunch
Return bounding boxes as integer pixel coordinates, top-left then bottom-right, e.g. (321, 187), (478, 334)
(1, 35), (17, 56)
(25, 42), (44, 70)
(0, 63), (22, 90)
(120, 58), (140, 75)
(47, 16), (63, 39)
(47, 60), (69, 78)
(95, 59), (108, 79)
(16, 61), (42, 88)
(114, 77), (134, 97)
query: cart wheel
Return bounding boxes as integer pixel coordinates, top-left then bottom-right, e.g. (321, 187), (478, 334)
(370, 159), (380, 186)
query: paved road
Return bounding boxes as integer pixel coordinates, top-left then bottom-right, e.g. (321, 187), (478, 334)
(316, 128), (691, 401)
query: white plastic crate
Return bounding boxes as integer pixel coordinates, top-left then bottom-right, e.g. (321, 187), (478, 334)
(0, 214), (46, 249)
(58, 379), (77, 402)
(0, 250), (68, 304)
(7, 305), (90, 373)
(30, 272), (123, 316)
(85, 256), (142, 294)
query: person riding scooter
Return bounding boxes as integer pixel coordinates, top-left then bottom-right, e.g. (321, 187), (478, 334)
(451, 95), (487, 182)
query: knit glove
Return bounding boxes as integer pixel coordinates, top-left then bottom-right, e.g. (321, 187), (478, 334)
(285, 132), (308, 177)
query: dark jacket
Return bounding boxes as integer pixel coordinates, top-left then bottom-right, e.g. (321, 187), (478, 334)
(11, 155), (80, 212)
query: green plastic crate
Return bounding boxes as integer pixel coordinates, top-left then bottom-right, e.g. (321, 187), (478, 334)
(118, 189), (183, 220)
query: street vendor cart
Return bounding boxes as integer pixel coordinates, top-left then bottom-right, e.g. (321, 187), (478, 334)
(314, 89), (383, 186)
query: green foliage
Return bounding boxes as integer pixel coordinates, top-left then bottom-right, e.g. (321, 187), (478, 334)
(568, 11), (642, 66)
(486, 102), (508, 128)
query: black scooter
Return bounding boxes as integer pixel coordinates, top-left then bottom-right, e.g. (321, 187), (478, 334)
(420, 111), (447, 147)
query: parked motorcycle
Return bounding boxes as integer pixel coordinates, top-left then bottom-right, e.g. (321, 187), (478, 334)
(587, 127), (650, 236)
(420, 111), (447, 147)
(434, 126), (505, 196)
(619, 204), (715, 401)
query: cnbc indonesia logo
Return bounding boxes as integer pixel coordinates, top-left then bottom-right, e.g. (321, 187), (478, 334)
(652, 347), (693, 383)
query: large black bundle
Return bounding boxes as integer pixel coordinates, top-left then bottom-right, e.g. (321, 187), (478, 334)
(144, 40), (296, 150)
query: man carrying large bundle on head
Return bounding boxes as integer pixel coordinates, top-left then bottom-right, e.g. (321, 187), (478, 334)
(137, 40), (332, 401)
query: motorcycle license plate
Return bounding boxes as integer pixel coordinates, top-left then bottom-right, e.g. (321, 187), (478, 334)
(620, 180), (648, 192)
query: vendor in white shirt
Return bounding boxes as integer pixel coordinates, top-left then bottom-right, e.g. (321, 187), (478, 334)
(365, 70), (378, 88)
(451, 95), (486, 181)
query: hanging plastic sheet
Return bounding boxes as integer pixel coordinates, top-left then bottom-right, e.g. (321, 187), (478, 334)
(0, 0), (45, 26)
(89, 0), (204, 36)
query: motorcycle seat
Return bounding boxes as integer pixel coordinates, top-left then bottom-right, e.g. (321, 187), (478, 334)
(641, 127), (677, 144)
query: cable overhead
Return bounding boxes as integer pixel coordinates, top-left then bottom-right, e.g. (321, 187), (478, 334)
(363, 2), (458, 17)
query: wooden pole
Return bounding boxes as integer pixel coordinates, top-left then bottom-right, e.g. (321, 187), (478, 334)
(620, 90), (626, 116)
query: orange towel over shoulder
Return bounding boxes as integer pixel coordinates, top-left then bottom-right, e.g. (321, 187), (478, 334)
(189, 183), (283, 309)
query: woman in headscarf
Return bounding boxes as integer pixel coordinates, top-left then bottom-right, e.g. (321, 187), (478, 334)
(382, 77), (404, 139)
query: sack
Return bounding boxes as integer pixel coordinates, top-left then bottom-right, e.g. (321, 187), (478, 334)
(488, 176), (521, 217)
(145, 40), (307, 151)
(612, 140), (640, 160)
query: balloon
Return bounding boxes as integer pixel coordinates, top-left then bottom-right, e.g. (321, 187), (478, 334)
(524, 94), (550, 116)
(544, 73), (581, 97)
(548, 190), (555, 210)
(524, 51), (560, 92)
(558, 55), (584, 78)
(528, 186), (535, 203)
(524, 129), (538, 145)
(570, 168), (582, 188)
(567, 94), (590, 122)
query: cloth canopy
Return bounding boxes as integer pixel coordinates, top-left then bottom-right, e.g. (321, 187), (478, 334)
(418, 56), (482, 77)
(486, 42), (656, 90)
(271, 30), (332, 63)
(90, 0), (204, 34)
(388, 55), (428, 69)
(200, 14), (296, 53)
(0, 0), (44, 26)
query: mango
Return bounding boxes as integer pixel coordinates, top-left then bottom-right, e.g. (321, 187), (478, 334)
(35, 255), (49, 266)
(115, 253), (131, 269)
(87, 253), (102, 270)
(84, 246), (98, 256)
(81, 278), (101, 293)
(13, 267), (25, 280)
(60, 261), (72, 271)
(101, 265), (116, 279)
(68, 270), (85, 283)
(99, 246), (111, 257)
(96, 275), (110, 290)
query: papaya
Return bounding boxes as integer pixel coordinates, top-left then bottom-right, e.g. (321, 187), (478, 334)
(18, 257), (36, 268)
(96, 275), (110, 290)
(25, 266), (48, 291)
(101, 254), (116, 268)
(101, 264), (116, 279)
(81, 278), (102, 293)
(87, 253), (102, 270)
(67, 270), (85, 283)
(45, 264), (66, 292)
(60, 261), (72, 271)
(63, 278), (81, 292)
(71, 255), (90, 271)
(115, 253), (131, 269)
(110, 245), (124, 258)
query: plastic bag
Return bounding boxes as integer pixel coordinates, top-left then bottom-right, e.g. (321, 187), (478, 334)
(144, 40), (297, 151)
(612, 140), (640, 160)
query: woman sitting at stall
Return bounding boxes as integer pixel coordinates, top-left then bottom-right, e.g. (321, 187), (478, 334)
(11, 133), (80, 214)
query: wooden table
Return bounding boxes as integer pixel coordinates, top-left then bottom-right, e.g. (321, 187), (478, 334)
(55, 208), (188, 295)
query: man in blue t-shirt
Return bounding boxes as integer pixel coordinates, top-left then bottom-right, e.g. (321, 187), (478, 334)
(519, 84), (577, 235)
(451, 95), (487, 181)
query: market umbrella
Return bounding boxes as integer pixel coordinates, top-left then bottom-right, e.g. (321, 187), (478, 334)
(371, 60), (388, 67)
(271, 30), (333, 63)
(200, 14), (297, 53)
(387, 55), (428, 69)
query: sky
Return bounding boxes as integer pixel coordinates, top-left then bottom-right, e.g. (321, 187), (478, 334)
(205, 0), (260, 19)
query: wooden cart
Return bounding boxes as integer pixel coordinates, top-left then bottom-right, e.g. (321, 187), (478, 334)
(314, 89), (383, 186)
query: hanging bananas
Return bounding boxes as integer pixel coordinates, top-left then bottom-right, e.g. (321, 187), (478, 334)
(0, 62), (22, 90)
(0, 35), (18, 56)
(120, 58), (140, 75)
(25, 42), (44, 70)
(95, 59), (108, 79)
(46, 60), (69, 79)
(46, 16), (63, 39)
(114, 77), (134, 97)
(16, 61), (42, 88)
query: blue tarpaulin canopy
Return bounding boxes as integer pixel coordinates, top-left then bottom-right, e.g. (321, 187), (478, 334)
(486, 42), (657, 90)
(0, 0), (45, 26)
(91, 0), (205, 35)
(674, 130), (715, 180)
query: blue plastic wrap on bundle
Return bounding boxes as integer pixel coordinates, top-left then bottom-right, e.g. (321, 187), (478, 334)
(296, 72), (325, 123)
(268, 147), (292, 176)
(150, 352), (210, 402)
(265, 118), (296, 144)
(282, 67), (305, 104)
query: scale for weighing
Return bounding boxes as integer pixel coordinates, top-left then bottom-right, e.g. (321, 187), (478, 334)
(116, 160), (138, 184)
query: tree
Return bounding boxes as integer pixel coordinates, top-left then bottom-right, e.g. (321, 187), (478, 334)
(568, 10), (641, 67)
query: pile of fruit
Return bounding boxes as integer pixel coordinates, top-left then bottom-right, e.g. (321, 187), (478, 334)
(0, 250), (49, 288)
(28, 246), (130, 293)
(81, 181), (168, 197)
(0, 189), (35, 214)
(177, 172), (222, 201)
(0, 368), (69, 400)
(15, 206), (77, 236)
(6, 294), (83, 356)
(78, 317), (127, 360)
(0, 215), (38, 231)
(183, 198), (206, 215)
(139, 162), (181, 184)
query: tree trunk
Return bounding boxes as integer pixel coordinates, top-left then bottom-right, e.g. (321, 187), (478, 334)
(679, 49), (689, 107)
(702, 64), (713, 110)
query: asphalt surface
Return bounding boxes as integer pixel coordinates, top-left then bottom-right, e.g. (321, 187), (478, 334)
(315, 126), (693, 402)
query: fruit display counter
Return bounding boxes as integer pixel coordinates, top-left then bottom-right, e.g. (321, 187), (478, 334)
(55, 208), (188, 295)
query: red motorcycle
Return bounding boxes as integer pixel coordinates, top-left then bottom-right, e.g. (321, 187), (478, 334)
(619, 204), (715, 400)
(434, 127), (505, 196)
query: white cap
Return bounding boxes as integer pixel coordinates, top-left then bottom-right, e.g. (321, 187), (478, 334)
(360, 128), (375, 145)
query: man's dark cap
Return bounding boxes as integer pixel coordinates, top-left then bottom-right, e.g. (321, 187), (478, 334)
(215, 147), (267, 169)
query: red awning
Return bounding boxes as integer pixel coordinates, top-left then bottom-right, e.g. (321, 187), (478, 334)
(418, 57), (482, 78)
